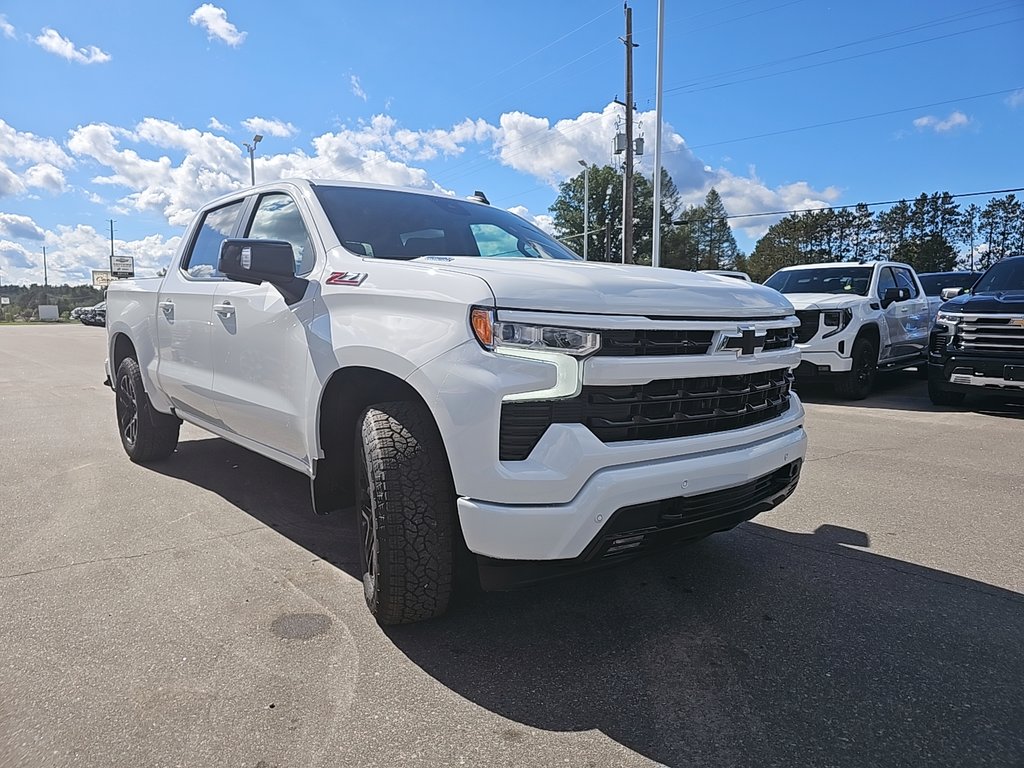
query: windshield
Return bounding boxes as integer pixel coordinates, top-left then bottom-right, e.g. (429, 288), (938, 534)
(918, 272), (980, 296)
(972, 258), (1024, 293)
(764, 266), (873, 296)
(313, 186), (581, 261)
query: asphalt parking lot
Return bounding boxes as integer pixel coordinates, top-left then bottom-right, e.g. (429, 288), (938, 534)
(1, 324), (1022, 768)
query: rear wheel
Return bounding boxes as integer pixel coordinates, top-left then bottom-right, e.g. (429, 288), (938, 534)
(115, 357), (180, 463)
(356, 401), (455, 625)
(835, 337), (877, 400)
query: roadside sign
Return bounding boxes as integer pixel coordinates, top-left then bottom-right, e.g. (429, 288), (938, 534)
(110, 256), (135, 279)
(92, 270), (113, 288)
(0, 296), (10, 305)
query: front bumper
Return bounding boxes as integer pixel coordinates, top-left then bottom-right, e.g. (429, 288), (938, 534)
(458, 422), (806, 561)
(928, 351), (1024, 394)
(794, 349), (852, 375)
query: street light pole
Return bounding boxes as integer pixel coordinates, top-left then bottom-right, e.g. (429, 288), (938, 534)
(651, 0), (665, 268)
(578, 160), (589, 261)
(242, 134), (263, 186)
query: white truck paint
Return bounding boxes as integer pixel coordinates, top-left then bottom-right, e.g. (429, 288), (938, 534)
(107, 179), (807, 623)
(765, 261), (932, 399)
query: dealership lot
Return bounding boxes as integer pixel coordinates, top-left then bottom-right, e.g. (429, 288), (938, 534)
(1, 325), (1022, 768)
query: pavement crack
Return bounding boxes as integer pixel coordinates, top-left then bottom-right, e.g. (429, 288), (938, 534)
(0, 525), (267, 581)
(806, 447), (893, 463)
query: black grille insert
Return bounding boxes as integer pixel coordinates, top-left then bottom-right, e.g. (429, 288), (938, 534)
(794, 310), (820, 343)
(596, 328), (714, 357)
(500, 368), (793, 461)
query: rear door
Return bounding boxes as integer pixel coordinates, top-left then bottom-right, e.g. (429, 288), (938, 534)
(155, 199), (246, 424)
(211, 191), (318, 463)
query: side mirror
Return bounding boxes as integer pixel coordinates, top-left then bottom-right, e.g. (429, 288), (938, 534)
(218, 238), (308, 304)
(881, 286), (909, 307)
(940, 287), (965, 301)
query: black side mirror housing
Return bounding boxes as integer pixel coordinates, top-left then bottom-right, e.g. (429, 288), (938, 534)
(881, 286), (910, 308)
(218, 239), (309, 304)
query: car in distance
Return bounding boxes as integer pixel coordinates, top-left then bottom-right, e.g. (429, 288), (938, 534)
(764, 261), (931, 398)
(927, 255), (1024, 405)
(105, 179), (807, 624)
(79, 302), (106, 326)
(698, 269), (752, 282)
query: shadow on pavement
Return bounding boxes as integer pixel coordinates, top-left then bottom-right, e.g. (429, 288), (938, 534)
(797, 368), (1024, 418)
(147, 437), (1024, 767)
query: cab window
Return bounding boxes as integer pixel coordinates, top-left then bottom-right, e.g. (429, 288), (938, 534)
(893, 267), (919, 298)
(245, 193), (316, 275)
(876, 267), (898, 298)
(181, 201), (245, 279)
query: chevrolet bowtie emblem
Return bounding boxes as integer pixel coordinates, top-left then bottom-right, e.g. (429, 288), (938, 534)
(1011, 318), (1024, 328)
(721, 325), (762, 355)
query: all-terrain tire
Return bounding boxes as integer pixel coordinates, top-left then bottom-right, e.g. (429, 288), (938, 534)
(835, 337), (878, 400)
(928, 375), (966, 406)
(356, 401), (455, 625)
(115, 357), (180, 463)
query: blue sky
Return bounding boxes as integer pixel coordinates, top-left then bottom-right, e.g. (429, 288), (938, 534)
(1, 0), (1022, 285)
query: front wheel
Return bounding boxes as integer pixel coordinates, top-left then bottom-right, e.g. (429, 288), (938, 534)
(835, 337), (878, 400)
(115, 357), (180, 463)
(356, 401), (455, 625)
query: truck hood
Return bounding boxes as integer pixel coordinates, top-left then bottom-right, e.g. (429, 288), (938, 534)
(781, 293), (867, 311)
(415, 257), (794, 318)
(941, 290), (1024, 313)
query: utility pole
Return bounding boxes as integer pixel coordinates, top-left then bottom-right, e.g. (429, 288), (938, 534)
(651, 0), (665, 268)
(620, 3), (637, 264)
(578, 160), (589, 261)
(43, 246), (47, 287)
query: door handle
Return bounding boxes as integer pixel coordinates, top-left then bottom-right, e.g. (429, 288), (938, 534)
(213, 302), (234, 317)
(159, 301), (174, 316)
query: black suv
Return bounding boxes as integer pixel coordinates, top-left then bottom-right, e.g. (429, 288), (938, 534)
(927, 255), (1024, 405)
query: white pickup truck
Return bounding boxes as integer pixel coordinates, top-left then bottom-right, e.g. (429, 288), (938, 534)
(764, 261), (932, 399)
(106, 179), (807, 624)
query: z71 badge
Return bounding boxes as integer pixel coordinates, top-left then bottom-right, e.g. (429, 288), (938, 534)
(326, 271), (368, 286)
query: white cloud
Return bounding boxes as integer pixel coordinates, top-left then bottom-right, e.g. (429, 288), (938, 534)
(23, 163), (67, 193)
(0, 239), (34, 270)
(34, 28), (111, 64)
(350, 75), (367, 102)
(0, 120), (74, 168)
(1006, 90), (1024, 109)
(0, 213), (45, 241)
(0, 14), (15, 39)
(912, 111), (971, 133)
(208, 117), (231, 132)
(189, 4), (246, 47)
(241, 117), (298, 138)
(507, 205), (555, 235)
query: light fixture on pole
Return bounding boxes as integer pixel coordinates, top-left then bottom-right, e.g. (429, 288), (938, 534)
(243, 134), (263, 186)
(578, 159), (589, 261)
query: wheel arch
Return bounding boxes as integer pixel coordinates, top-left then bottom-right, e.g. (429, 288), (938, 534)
(855, 322), (880, 353)
(311, 366), (451, 515)
(110, 332), (137, 372)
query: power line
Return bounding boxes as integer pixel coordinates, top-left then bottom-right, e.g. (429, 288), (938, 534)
(705, 187), (1024, 223)
(663, 1), (1019, 95)
(665, 87), (1023, 153)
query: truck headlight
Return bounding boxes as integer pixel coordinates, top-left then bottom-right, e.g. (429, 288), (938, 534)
(822, 308), (853, 339)
(470, 307), (601, 357)
(936, 311), (963, 327)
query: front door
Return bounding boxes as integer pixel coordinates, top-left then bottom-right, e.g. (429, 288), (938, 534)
(211, 192), (318, 463)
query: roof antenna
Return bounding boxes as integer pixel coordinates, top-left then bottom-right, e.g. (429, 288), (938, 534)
(469, 190), (490, 205)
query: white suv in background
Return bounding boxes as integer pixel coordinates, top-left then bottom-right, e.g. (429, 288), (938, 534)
(764, 261), (931, 398)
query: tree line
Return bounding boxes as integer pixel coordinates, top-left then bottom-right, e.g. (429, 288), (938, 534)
(0, 284), (104, 321)
(550, 167), (1022, 282)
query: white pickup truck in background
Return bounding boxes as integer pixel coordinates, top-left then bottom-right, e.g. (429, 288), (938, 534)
(764, 261), (932, 399)
(106, 179), (807, 624)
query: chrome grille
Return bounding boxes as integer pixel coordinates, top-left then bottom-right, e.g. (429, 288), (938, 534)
(960, 315), (1024, 354)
